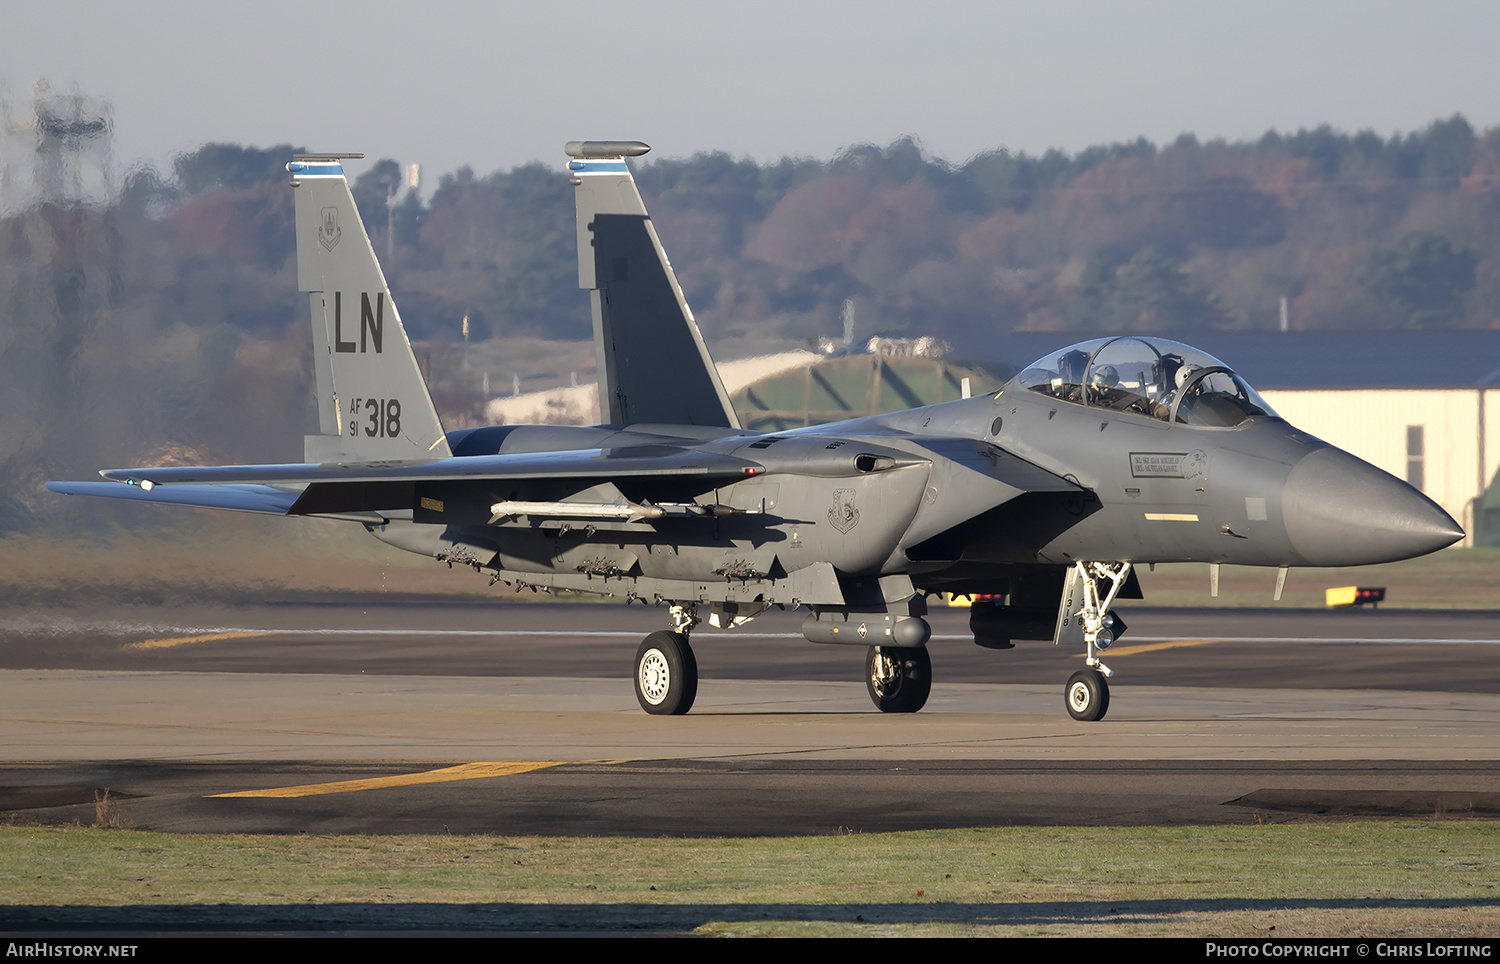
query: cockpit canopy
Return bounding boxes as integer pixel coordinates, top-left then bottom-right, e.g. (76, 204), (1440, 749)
(1009, 336), (1278, 428)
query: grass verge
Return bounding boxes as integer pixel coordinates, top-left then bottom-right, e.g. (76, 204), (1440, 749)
(2, 823), (1498, 936)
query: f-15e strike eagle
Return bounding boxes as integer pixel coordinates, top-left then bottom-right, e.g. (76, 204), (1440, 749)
(48, 141), (1464, 721)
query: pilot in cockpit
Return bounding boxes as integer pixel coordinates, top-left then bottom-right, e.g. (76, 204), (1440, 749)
(1016, 338), (1278, 428)
(1087, 363), (1123, 407)
(1154, 353), (1185, 398)
(1152, 357), (1196, 420)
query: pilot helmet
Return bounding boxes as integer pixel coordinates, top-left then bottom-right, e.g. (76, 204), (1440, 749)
(1089, 364), (1119, 390)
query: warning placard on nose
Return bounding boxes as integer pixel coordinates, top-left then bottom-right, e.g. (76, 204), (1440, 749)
(1129, 451), (1206, 479)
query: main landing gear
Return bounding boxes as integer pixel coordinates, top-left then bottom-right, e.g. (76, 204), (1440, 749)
(1061, 560), (1132, 722)
(865, 645), (932, 713)
(634, 601), (936, 717)
(633, 603), (700, 715)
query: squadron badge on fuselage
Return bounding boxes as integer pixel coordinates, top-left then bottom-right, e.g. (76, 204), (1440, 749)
(829, 488), (860, 533)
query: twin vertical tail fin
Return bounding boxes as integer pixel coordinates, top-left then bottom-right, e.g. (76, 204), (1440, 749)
(289, 144), (731, 457)
(288, 155), (451, 462)
(567, 141), (739, 429)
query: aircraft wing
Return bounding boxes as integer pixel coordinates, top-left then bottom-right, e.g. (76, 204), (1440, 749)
(45, 481), (301, 514)
(92, 447), (758, 486)
(48, 447), (763, 517)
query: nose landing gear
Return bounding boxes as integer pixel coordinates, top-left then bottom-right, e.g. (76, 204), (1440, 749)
(1060, 561), (1132, 722)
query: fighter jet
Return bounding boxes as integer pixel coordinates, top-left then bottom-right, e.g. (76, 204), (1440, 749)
(48, 142), (1464, 721)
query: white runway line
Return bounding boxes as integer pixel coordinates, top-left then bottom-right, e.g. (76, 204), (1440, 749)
(4, 619), (1499, 647)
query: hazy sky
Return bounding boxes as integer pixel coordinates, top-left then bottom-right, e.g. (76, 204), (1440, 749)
(4, 0), (1499, 186)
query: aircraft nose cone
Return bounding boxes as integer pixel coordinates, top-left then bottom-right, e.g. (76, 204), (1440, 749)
(1282, 447), (1464, 566)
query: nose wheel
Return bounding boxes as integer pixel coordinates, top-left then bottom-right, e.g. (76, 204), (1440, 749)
(865, 645), (932, 713)
(635, 631), (698, 715)
(1065, 668), (1109, 721)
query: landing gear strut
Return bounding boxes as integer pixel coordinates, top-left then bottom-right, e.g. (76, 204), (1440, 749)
(634, 602), (701, 715)
(865, 645), (932, 713)
(1061, 561), (1132, 722)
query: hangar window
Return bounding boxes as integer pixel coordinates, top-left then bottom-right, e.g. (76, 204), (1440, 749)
(1407, 425), (1425, 491)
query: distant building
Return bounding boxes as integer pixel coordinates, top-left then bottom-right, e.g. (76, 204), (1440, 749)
(485, 350), (819, 427)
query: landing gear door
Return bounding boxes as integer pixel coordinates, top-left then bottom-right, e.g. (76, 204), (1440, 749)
(1053, 565), (1086, 647)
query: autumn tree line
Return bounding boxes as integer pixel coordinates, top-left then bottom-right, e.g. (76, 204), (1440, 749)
(2, 115), (1496, 530)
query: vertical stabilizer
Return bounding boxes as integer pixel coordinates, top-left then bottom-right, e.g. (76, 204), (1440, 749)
(288, 155), (451, 462)
(567, 141), (739, 429)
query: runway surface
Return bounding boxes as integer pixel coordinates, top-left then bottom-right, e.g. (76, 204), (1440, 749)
(2, 597), (1498, 835)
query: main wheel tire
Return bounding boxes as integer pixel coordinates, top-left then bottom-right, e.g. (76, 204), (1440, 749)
(635, 631), (698, 715)
(1065, 668), (1110, 722)
(864, 645), (932, 714)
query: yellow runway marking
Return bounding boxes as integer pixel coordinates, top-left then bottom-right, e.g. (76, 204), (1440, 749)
(1085, 639), (1224, 658)
(208, 761), (566, 798)
(126, 631), (268, 651)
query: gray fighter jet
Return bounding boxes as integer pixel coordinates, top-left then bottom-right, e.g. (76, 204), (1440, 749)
(48, 142), (1464, 721)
